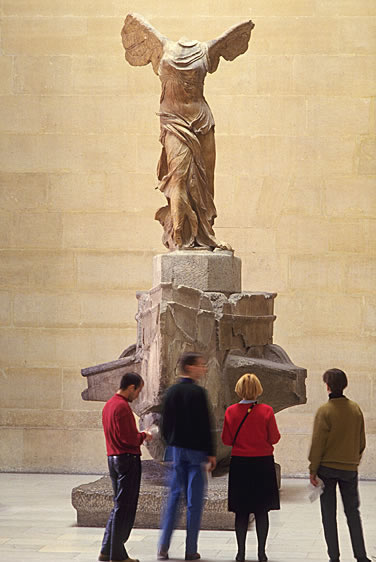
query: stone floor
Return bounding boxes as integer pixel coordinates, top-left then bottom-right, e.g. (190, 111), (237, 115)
(0, 473), (375, 562)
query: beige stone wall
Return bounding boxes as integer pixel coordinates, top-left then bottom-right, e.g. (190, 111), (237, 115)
(0, 1), (375, 476)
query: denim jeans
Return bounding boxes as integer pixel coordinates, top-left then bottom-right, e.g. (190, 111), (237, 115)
(317, 465), (369, 561)
(159, 447), (208, 555)
(101, 453), (141, 561)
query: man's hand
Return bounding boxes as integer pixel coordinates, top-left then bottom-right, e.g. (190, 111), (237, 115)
(310, 473), (318, 487)
(143, 431), (153, 442)
(207, 456), (216, 472)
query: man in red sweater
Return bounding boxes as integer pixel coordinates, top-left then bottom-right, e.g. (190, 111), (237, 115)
(98, 372), (152, 562)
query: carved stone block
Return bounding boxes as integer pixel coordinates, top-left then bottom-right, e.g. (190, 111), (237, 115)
(153, 250), (241, 294)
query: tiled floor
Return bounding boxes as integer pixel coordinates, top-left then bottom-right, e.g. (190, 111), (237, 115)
(0, 473), (374, 562)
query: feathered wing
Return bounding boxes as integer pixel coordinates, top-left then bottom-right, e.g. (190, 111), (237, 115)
(121, 13), (167, 74)
(206, 20), (255, 73)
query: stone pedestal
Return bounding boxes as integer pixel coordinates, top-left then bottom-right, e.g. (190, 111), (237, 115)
(72, 460), (280, 529)
(72, 461), (235, 529)
(77, 250), (306, 527)
(153, 250), (241, 294)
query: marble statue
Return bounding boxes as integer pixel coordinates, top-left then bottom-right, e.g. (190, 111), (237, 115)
(121, 13), (255, 251)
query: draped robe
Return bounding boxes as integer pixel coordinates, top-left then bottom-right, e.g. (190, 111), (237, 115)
(155, 40), (218, 250)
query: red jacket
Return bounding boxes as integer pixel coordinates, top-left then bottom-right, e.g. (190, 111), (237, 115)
(102, 394), (146, 456)
(222, 402), (280, 457)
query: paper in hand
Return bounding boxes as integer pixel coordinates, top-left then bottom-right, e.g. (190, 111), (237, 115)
(308, 477), (325, 503)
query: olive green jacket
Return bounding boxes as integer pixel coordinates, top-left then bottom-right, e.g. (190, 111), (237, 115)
(309, 396), (366, 474)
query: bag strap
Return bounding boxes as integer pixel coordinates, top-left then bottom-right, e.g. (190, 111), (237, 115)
(232, 403), (257, 446)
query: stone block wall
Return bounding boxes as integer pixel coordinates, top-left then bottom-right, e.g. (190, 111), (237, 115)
(0, 0), (375, 477)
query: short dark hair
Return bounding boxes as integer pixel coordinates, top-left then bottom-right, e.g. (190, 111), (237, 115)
(119, 372), (143, 390)
(323, 368), (348, 394)
(179, 352), (204, 374)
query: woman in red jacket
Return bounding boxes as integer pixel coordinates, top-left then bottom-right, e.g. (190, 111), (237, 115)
(222, 373), (280, 562)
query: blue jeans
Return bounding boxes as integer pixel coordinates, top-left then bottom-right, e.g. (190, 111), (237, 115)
(318, 465), (369, 562)
(159, 447), (208, 555)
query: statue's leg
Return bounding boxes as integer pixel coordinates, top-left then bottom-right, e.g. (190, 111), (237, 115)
(198, 128), (216, 200)
(164, 132), (197, 248)
(197, 129), (232, 250)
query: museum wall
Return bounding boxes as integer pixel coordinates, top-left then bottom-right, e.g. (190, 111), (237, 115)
(0, 1), (375, 477)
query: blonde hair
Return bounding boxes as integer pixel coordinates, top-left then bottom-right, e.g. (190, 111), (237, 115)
(235, 373), (263, 400)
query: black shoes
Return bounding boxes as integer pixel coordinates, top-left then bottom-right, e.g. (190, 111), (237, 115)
(235, 550), (267, 561)
(110, 558), (140, 562)
(158, 550), (199, 561)
(110, 557), (140, 562)
(235, 547), (267, 561)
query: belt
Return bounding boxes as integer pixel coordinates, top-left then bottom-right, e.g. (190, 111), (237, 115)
(108, 453), (140, 458)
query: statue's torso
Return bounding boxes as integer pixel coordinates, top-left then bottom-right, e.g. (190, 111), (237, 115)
(158, 39), (214, 134)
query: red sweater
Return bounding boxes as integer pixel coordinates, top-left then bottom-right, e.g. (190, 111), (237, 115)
(102, 394), (146, 456)
(222, 402), (280, 457)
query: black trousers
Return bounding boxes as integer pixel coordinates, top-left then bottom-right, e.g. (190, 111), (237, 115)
(101, 453), (141, 561)
(318, 465), (368, 561)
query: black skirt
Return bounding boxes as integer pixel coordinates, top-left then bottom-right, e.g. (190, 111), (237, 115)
(228, 455), (280, 513)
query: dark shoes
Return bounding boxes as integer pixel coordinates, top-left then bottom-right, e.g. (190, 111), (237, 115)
(331, 558), (372, 562)
(236, 548), (267, 561)
(109, 558), (140, 562)
(99, 554), (138, 562)
(158, 551), (199, 561)
(236, 552), (267, 562)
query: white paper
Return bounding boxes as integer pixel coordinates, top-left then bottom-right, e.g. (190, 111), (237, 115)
(308, 477), (325, 503)
(148, 425), (160, 438)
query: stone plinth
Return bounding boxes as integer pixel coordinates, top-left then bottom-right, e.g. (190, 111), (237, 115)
(153, 250), (241, 294)
(71, 460), (280, 529)
(78, 251), (306, 527)
(72, 460), (235, 529)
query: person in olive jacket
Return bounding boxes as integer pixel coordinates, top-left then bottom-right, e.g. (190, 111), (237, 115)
(309, 368), (371, 562)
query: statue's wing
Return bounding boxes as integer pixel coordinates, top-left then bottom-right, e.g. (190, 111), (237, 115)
(206, 20), (255, 73)
(121, 13), (167, 74)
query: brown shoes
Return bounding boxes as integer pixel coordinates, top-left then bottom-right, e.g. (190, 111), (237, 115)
(157, 549), (169, 560)
(98, 554), (110, 561)
(185, 554), (201, 561)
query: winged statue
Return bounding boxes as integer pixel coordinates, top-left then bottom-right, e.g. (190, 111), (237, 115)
(121, 14), (255, 251)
